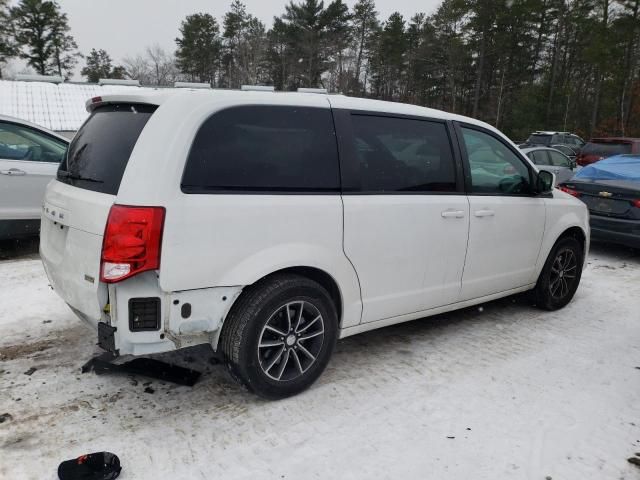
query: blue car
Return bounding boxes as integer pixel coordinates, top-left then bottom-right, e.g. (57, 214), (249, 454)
(559, 155), (640, 248)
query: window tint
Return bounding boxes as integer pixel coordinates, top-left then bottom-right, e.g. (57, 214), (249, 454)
(529, 150), (550, 165)
(552, 145), (574, 156)
(462, 127), (532, 195)
(182, 106), (339, 192)
(349, 115), (456, 192)
(0, 121), (67, 162)
(549, 151), (570, 167)
(551, 134), (564, 143)
(58, 104), (156, 195)
(528, 134), (551, 145)
(582, 142), (632, 156)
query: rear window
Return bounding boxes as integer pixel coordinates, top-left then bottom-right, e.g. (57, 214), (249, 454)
(58, 104), (156, 195)
(527, 134), (552, 145)
(582, 141), (632, 157)
(182, 106), (339, 193)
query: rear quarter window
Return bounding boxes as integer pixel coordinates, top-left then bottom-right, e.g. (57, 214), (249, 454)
(58, 104), (157, 195)
(527, 134), (551, 145)
(582, 142), (632, 157)
(182, 106), (340, 193)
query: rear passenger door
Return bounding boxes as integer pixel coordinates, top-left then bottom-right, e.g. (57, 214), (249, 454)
(336, 111), (469, 323)
(457, 124), (546, 300)
(547, 150), (575, 184)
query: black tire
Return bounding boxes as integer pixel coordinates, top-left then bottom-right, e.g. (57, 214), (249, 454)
(219, 273), (338, 399)
(534, 236), (584, 310)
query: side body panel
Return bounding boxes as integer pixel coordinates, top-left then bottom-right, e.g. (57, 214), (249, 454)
(115, 93), (363, 330)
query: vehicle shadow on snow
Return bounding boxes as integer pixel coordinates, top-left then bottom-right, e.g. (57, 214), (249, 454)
(0, 236), (39, 261)
(7, 238), (638, 434)
(137, 290), (541, 405)
(588, 240), (639, 263)
(140, 241), (639, 406)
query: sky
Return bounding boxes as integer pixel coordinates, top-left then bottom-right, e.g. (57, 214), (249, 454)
(50, 0), (441, 67)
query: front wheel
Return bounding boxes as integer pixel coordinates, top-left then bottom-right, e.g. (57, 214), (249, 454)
(534, 236), (584, 310)
(219, 274), (338, 399)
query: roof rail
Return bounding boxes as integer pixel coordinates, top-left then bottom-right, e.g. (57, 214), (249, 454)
(297, 87), (328, 94)
(15, 74), (64, 84)
(98, 78), (140, 87)
(241, 85), (275, 92)
(174, 81), (211, 89)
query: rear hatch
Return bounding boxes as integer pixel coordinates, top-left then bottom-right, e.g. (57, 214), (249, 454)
(577, 140), (632, 166)
(40, 102), (157, 321)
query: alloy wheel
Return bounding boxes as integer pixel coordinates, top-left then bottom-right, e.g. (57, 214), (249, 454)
(257, 301), (325, 382)
(549, 247), (578, 300)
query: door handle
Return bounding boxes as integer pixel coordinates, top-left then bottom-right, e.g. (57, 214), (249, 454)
(441, 209), (465, 219)
(0, 168), (26, 176)
(474, 209), (495, 217)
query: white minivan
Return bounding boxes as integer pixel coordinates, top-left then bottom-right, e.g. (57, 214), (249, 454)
(40, 90), (589, 398)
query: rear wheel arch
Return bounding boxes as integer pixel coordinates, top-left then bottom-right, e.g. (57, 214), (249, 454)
(217, 270), (339, 398)
(215, 266), (343, 348)
(272, 267), (342, 324)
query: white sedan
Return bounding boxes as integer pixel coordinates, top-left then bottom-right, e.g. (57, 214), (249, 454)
(0, 115), (68, 240)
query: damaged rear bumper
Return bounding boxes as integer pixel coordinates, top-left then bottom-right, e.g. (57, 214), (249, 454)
(66, 271), (242, 356)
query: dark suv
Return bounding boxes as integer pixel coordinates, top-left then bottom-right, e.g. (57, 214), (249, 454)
(525, 131), (585, 149)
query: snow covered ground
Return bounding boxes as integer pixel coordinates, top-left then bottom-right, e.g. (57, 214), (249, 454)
(0, 242), (639, 480)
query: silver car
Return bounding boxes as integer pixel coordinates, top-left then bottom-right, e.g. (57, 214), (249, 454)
(0, 115), (68, 240)
(520, 146), (576, 185)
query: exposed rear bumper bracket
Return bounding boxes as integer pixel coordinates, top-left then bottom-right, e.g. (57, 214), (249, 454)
(98, 322), (118, 354)
(81, 355), (202, 387)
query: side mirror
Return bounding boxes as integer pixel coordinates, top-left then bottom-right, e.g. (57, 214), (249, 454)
(536, 170), (555, 193)
(570, 160), (577, 169)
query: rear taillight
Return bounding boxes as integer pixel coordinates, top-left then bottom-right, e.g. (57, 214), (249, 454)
(632, 199), (640, 208)
(558, 186), (581, 197)
(100, 205), (165, 283)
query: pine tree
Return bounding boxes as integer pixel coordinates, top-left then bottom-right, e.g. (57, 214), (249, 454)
(48, 10), (82, 78)
(369, 12), (407, 100)
(81, 48), (125, 83)
(10, 0), (79, 77)
(222, 1), (268, 88)
(175, 13), (222, 85)
(0, 0), (17, 78)
(322, 0), (352, 92)
(351, 0), (379, 94)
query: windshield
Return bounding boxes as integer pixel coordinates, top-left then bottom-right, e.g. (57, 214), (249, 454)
(58, 103), (157, 194)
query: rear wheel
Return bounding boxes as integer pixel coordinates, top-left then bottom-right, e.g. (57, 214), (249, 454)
(219, 274), (338, 399)
(534, 236), (583, 310)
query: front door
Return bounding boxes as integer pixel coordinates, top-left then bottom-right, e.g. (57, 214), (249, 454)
(0, 121), (66, 221)
(457, 125), (546, 300)
(339, 113), (469, 323)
